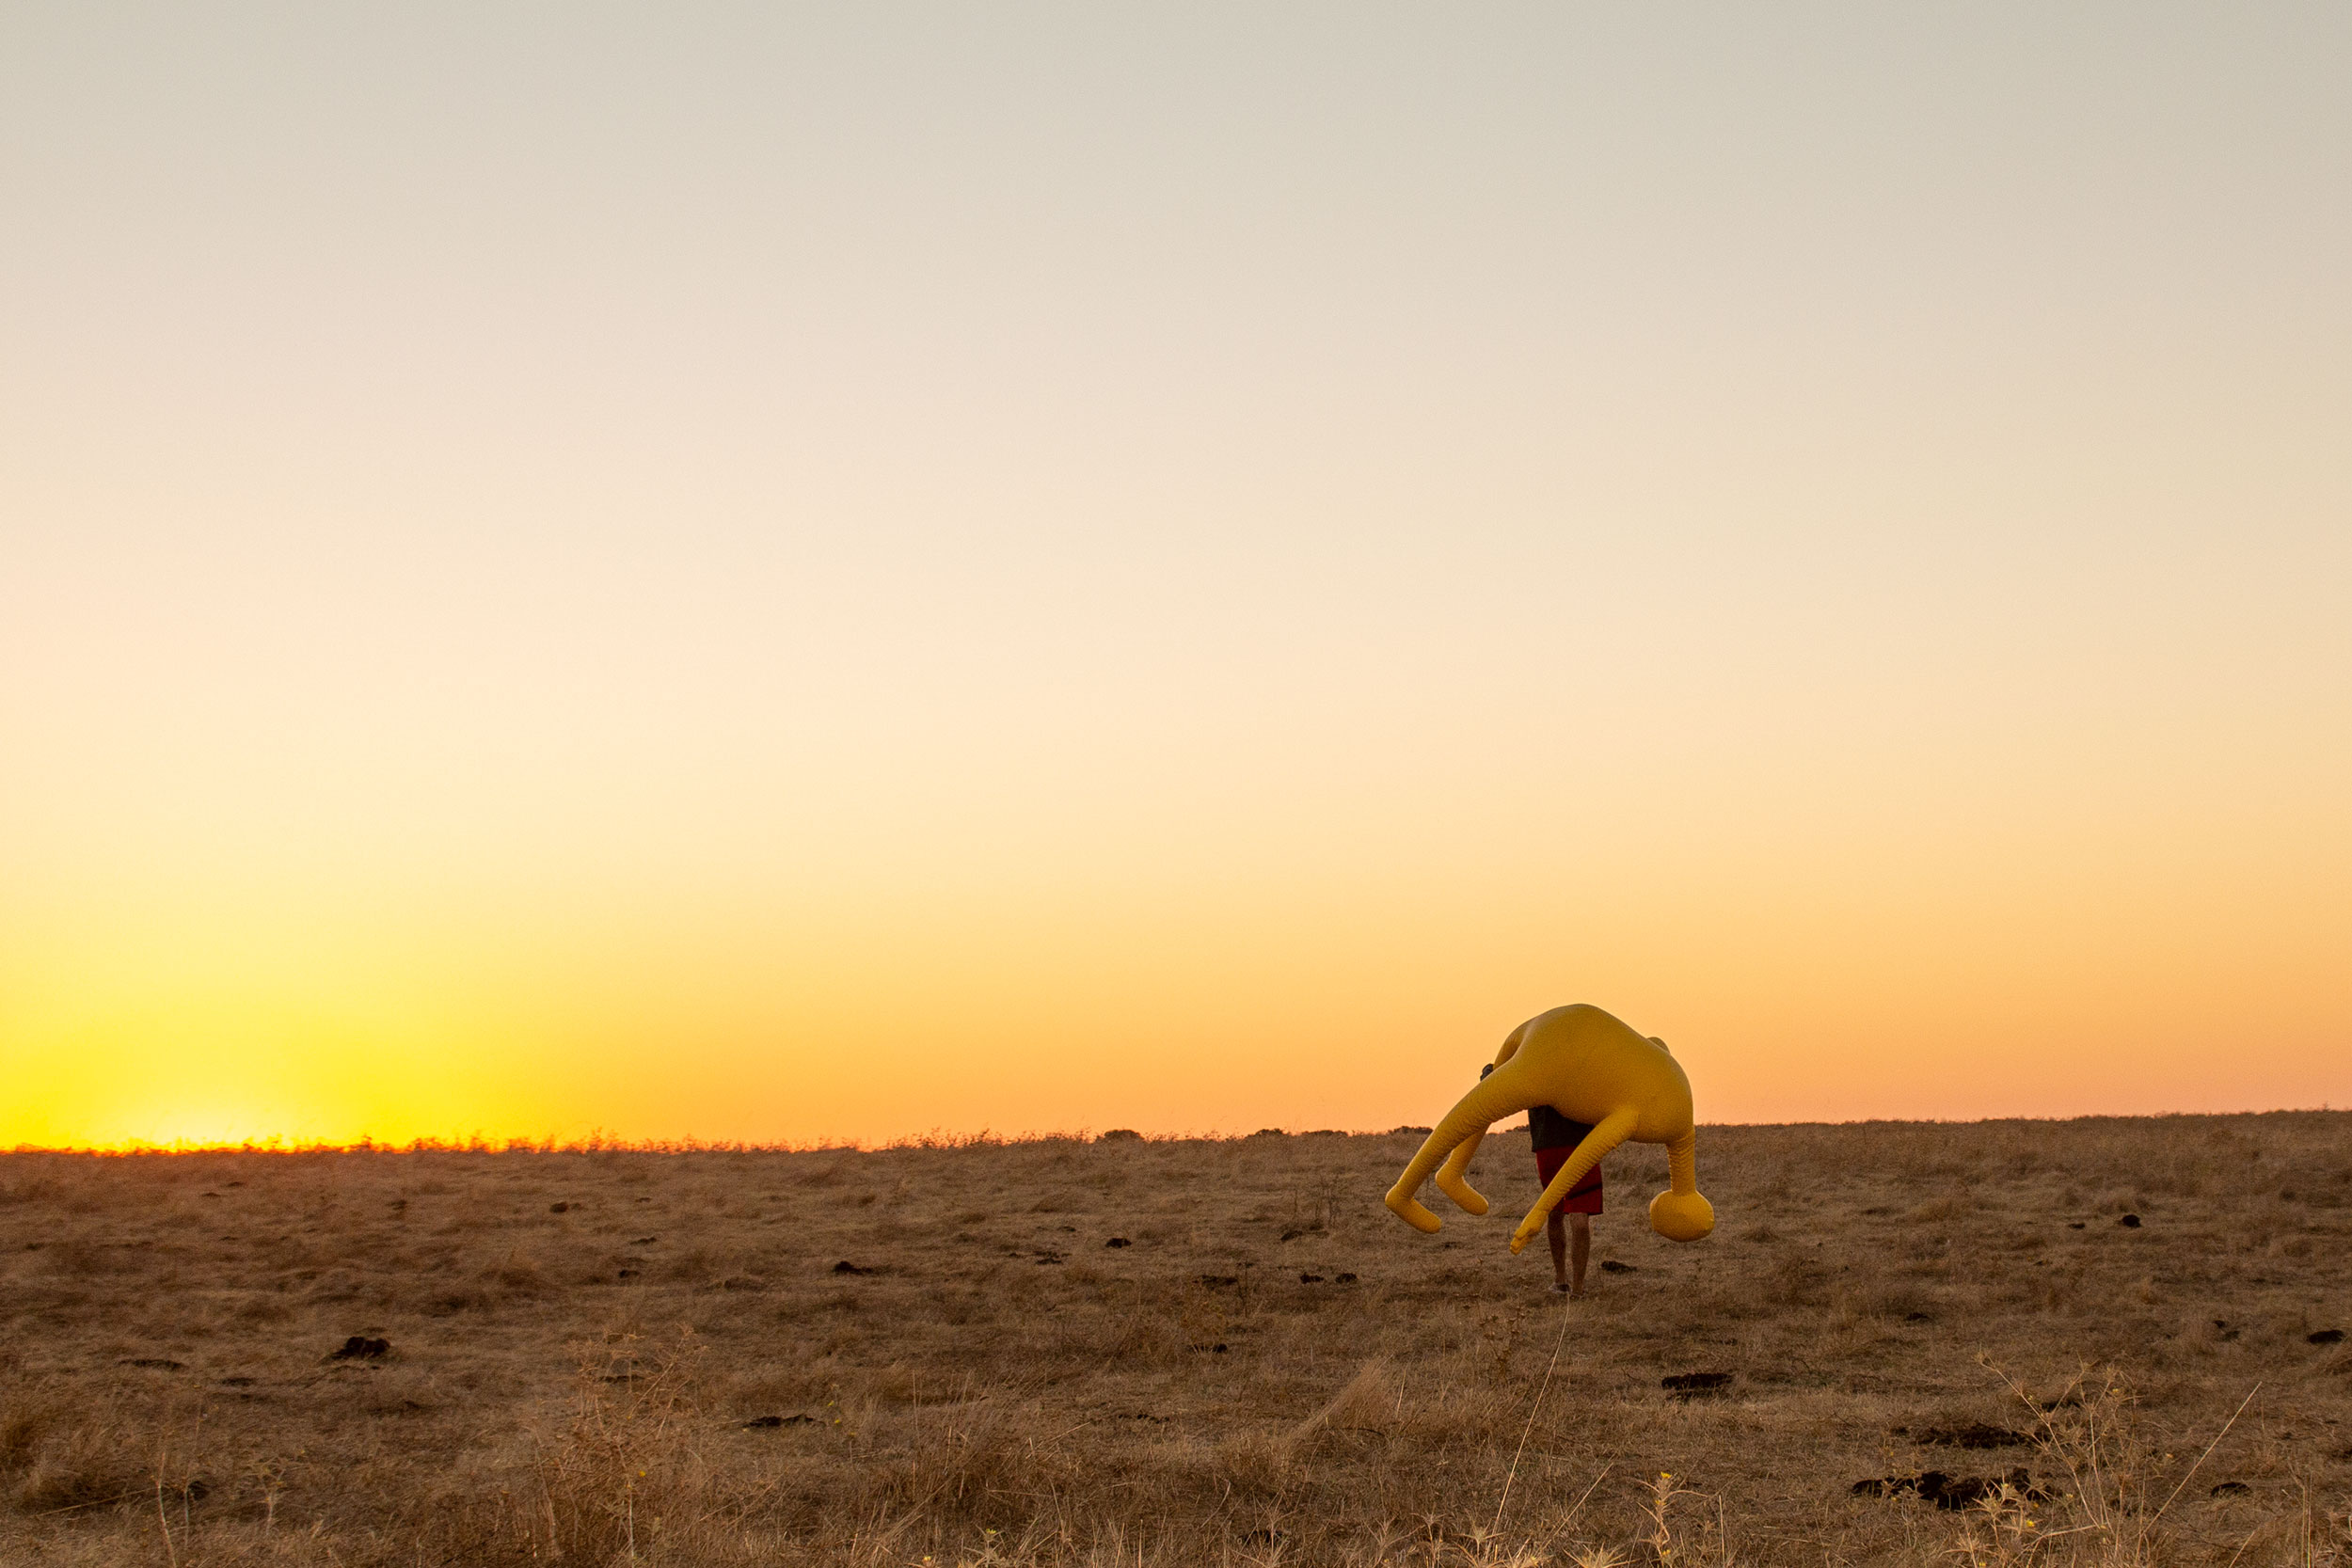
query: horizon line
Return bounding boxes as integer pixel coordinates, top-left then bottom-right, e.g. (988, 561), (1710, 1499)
(8, 1103), (2342, 1157)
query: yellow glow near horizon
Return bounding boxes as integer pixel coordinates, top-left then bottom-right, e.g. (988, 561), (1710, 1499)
(4, 8), (2348, 1148)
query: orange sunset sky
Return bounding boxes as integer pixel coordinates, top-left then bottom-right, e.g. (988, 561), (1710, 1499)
(4, 6), (2348, 1149)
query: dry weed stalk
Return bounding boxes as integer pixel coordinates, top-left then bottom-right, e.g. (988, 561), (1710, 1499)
(1634, 1469), (1734, 1568)
(1976, 1361), (2281, 1568)
(558, 1329), (723, 1560)
(1946, 1479), (2048, 1568)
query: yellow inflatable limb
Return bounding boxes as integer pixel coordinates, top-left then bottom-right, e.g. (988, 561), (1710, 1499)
(1509, 1106), (1636, 1253)
(1425, 1013), (1538, 1219)
(1384, 1004), (1715, 1246)
(1433, 1133), (1490, 1216)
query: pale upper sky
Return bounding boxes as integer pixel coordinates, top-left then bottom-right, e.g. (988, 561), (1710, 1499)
(4, 5), (2347, 1148)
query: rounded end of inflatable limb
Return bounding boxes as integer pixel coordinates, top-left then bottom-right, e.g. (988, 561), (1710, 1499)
(1433, 1167), (1488, 1216)
(1648, 1189), (1715, 1243)
(1385, 1184), (1443, 1234)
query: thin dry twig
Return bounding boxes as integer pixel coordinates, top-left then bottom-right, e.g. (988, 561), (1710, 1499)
(1491, 1291), (1575, 1536)
(153, 1471), (180, 1568)
(2152, 1382), (2260, 1526)
(1537, 1462), (1613, 1557)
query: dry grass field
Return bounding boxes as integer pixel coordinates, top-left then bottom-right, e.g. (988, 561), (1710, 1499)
(2, 1113), (2348, 1567)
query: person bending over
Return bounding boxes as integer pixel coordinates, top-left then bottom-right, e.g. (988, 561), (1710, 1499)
(1482, 1062), (1603, 1295)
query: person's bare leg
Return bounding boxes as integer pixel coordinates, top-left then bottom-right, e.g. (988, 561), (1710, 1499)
(1547, 1209), (1568, 1291)
(1569, 1212), (1591, 1298)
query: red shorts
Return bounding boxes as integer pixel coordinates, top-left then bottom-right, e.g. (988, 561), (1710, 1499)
(1534, 1145), (1603, 1215)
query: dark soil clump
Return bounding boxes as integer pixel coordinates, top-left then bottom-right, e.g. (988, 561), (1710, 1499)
(1662, 1371), (1733, 1397)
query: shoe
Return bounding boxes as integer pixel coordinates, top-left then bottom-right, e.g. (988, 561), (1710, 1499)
(1552, 1281), (1570, 1293)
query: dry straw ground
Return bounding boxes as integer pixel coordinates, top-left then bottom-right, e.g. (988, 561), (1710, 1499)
(2, 1113), (2348, 1567)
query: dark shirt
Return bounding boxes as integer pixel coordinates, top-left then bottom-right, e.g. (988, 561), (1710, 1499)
(1527, 1103), (1592, 1153)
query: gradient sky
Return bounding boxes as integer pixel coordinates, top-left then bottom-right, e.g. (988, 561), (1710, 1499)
(4, 5), (2348, 1148)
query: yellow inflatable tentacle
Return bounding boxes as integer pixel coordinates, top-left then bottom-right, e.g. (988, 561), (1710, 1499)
(1384, 1070), (1532, 1233)
(1508, 1106), (1636, 1254)
(1433, 1128), (1487, 1215)
(1666, 1130), (1698, 1196)
(1433, 1018), (1537, 1214)
(1648, 1129), (1714, 1242)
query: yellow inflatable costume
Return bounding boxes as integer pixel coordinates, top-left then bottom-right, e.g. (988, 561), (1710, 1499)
(1385, 1005), (1715, 1250)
